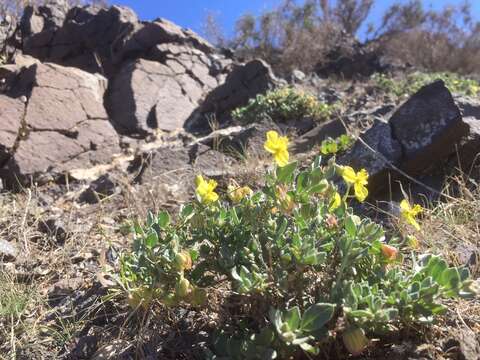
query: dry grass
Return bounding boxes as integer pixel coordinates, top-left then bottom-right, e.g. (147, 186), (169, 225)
(0, 155), (479, 359)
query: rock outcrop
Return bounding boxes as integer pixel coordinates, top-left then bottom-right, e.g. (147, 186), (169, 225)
(0, 62), (120, 188)
(339, 80), (473, 194)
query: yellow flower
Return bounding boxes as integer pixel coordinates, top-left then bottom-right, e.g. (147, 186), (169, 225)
(400, 199), (422, 230)
(228, 185), (253, 203)
(329, 191), (342, 211)
(195, 175), (219, 204)
(264, 130), (289, 167)
(341, 166), (369, 202)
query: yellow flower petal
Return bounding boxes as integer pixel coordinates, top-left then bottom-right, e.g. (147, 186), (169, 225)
(400, 199), (411, 212)
(357, 169), (369, 185)
(341, 166), (357, 185)
(329, 192), (342, 211)
(412, 204), (423, 216)
(354, 183), (368, 202)
(275, 149), (289, 167)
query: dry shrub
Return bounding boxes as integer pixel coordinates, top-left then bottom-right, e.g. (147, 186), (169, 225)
(204, 0), (480, 77)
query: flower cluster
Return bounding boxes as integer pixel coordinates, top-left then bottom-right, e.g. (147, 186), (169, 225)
(117, 129), (475, 360)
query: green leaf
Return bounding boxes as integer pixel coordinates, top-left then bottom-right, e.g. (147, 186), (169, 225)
(299, 342), (319, 355)
(439, 268), (461, 291)
(157, 211), (170, 229)
(144, 230), (159, 248)
(146, 211), (156, 227)
(276, 161), (297, 183)
(346, 309), (373, 319)
(269, 308), (283, 333)
(300, 303), (335, 333)
(285, 306), (301, 330)
(302, 251), (326, 266)
(180, 204), (194, 220)
(296, 171), (308, 193)
(344, 215), (359, 237)
(307, 179), (329, 195)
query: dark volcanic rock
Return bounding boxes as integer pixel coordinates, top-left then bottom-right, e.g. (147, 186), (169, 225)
(291, 119), (347, 154)
(0, 96), (25, 164)
(109, 55), (220, 135)
(390, 80), (467, 173)
(338, 119), (402, 189)
(0, 62), (120, 189)
(339, 81), (470, 195)
(185, 59), (278, 133)
(19, 4), (230, 79)
(79, 174), (118, 204)
(455, 96), (480, 168)
(38, 217), (68, 245)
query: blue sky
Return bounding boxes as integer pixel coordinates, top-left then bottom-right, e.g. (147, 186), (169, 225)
(113, 0), (480, 40)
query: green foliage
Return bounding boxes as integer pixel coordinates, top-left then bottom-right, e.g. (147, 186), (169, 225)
(116, 147), (476, 358)
(372, 72), (480, 98)
(232, 87), (332, 124)
(321, 134), (354, 155)
(0, 273), (35, 320)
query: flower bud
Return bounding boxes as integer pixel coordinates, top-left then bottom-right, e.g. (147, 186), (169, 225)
(161, 293), (178, 307)
(174, 251), (192, 271)
(280, 331), (296, 343)
(381, 244), (398, 261)
(190, 287), (207, 306)
(342, 326), (369, 356)
(175, 277), (192, 299)
(127, 287), (152, 310)
(325, 214), (338, 229)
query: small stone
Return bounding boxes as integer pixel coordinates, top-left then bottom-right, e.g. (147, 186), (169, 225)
(79, 175), (118, 204)
(0, 239), (18, 261)
(38, 218), (68, 245)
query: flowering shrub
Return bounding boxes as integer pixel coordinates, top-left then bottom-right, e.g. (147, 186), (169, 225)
(117, 131), (476, 358)
(232, 87), (332, 124)
(372, 72), (480, 98)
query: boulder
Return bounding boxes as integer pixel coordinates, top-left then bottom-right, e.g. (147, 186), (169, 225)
(19, 5), (229, 79)
(109, 58), (206, 134)
(185, 59), (278, 133)
(23, 5), (138, 75)
(0, 96), (25, 164)
(0, 62), (120, 189)
(338, 119), (402, 189)
(339, 81), (468, 195)
(291, 119), (347, 154)
(455, 96), (480, 168)
(390, 80), (467, 173)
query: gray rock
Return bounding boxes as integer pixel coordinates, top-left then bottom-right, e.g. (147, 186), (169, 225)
(390, 80), (467, 173)
(291, 119), (347, 154)
(0, 96), (25, 164)
(0, 239), (18, 261)
(455, 96), (480, 168)
(109, 58), (207, 134)
(79, 174), (118, 204)
(338, 119), (402, 189)
(0, 62), (120, 189)
(185, 59), (278, 133)
(38, 217), (68, 245)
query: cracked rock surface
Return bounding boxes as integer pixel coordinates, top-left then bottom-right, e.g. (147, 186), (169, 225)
(339, 80), (470, 194)
(0, 62), (120, 188)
